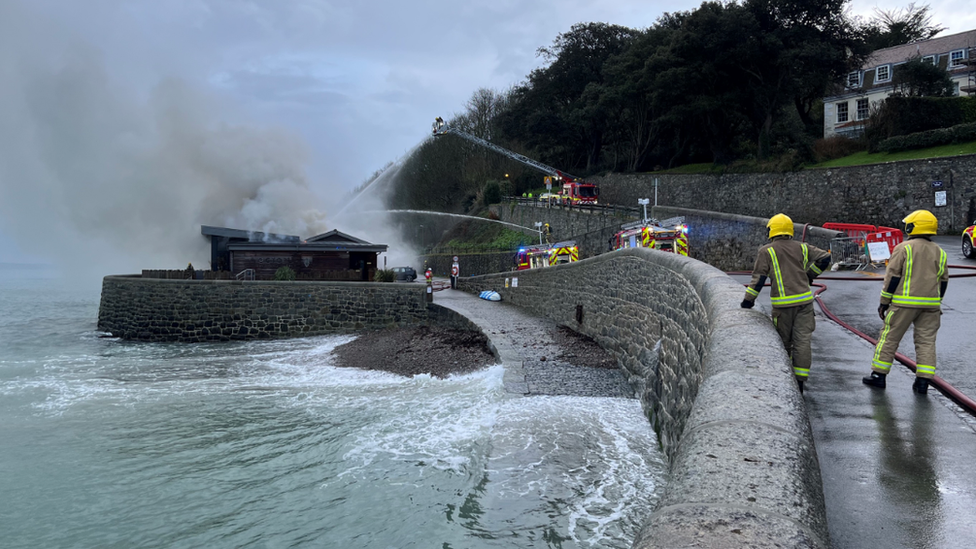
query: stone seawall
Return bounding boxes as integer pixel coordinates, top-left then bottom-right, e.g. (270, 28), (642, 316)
(490, 203), (840, 272)
(98, 276), (439, 342)
(594, 154), (976, 233)
(459, 249), (828, 548)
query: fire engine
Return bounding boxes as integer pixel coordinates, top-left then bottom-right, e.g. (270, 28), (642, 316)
(432, 117), (598, 205)
(612, 216), (689, 256)
(515, 241), (580, 270)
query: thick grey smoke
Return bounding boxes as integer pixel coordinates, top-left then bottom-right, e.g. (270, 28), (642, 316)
(0, 2), (328, 277)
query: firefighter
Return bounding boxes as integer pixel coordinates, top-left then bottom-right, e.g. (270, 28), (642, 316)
(741, 214), (831, 393)
(862, 209), (948, 394)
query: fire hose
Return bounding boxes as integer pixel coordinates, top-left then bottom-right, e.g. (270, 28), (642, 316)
(733, 265), (976, 415)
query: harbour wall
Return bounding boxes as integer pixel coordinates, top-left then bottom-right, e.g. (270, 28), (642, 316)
(459, 248), (829, 549)
(97, 276), (475, 342)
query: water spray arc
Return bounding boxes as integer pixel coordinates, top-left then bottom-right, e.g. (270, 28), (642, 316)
(371, 210), (544, 234)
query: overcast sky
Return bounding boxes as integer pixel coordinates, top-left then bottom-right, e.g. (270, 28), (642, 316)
(0, 0), (973, 268)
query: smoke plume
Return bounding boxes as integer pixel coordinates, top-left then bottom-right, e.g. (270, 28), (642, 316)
(0, 2), (329, 278)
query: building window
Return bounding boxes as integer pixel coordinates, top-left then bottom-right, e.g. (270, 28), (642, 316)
(922, 55), (936, 65)
(837, 102), (849, 123)
(949, 49), (966, 68)
(856, 98), (870, 120)
(876, 64), (891, 82)
(847, 71), (861, 88)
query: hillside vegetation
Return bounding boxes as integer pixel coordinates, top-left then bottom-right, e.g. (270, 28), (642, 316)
(369, 1), (961, 230)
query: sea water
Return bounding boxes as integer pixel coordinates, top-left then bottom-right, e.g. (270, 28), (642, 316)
(0, 266), (666, 548)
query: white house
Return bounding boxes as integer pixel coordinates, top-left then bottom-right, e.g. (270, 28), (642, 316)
(823, 29), (976, 138)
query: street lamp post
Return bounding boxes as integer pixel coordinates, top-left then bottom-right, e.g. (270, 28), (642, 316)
(638, 198), (650, 224)
(534, 221), (543, 245)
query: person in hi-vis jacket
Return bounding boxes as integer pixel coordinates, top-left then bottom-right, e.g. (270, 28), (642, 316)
(862, 209), (948, 395)
(741, 213), (831, 394)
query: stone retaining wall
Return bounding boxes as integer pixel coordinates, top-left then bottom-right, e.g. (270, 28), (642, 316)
(459, 249), (829, 549)
(97, 276), (436, 342)
(490, 203), (841, 272)
(594, 154), (976, 233)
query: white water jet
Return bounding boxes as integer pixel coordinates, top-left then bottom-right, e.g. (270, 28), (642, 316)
(376, 210), (541, 234)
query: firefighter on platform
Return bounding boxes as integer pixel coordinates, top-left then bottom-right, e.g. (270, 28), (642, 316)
(741, 214), (831, 393)
(862, 209), (948, 394)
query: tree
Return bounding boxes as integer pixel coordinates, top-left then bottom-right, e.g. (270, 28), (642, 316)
(892, 57), (955, 97)
(861, 2), (946, 51)
(502, 22), (639, 172)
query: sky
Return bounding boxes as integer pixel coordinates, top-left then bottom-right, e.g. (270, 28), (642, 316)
(0, 0), (973, 274)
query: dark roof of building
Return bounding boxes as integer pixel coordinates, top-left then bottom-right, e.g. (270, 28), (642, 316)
(305, 229), (371, 244)
(202, 225), (387, 253)
(862, 29), (976, 70)
(200, 225), (300, 243)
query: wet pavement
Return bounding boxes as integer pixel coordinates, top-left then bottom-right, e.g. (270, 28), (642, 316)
(732, 234), (976, 549)
(432, 287), (634, 398)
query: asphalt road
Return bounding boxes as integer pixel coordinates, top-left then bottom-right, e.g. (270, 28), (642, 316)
(732, 234), (976, 549)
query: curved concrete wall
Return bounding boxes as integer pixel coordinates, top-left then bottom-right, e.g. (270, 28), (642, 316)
(458, 248), (829, 549)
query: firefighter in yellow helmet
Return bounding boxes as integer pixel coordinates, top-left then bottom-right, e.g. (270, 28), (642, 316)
(741, 214), (831, 393)
(863, 209), (948, 394)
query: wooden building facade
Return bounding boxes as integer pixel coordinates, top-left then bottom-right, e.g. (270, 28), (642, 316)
(201, 226), (387, 281)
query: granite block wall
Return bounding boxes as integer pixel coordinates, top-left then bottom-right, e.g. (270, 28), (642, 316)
(97, 276), (433, 342)
(458, 248), (829, 549)
(593, 154), (976, 233)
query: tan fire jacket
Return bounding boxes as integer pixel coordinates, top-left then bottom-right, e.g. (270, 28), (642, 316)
(744, 237), (831, 308)
(880, 237), (948, 309)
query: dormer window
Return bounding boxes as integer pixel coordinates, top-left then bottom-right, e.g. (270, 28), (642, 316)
(876, 64), (891, 82)
(847, 71), (861, 88)
(922, 55), (936, 65)
(950, 49), (966, 68)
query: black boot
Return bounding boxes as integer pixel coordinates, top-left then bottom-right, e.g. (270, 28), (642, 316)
(912, 377), (929, 395)
(796, 377), (805, 394)
(862, 372), (886, 388)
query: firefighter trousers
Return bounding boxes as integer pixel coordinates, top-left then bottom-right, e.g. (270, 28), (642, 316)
(772, 303), (815, 379)
(872, 306), (941, 379)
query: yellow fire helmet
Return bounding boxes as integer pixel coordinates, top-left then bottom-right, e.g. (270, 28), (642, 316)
(766, 213), (794, 239)
(903, 209), (938, 236)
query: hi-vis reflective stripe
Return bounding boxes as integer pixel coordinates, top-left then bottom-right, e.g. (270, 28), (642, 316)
(746, 287), (760, 297)
(916, 364), (936, 376)
(675, 234), (689, 256)
(793, 366), (810, 378)
(890, 244), (945, 307)
(872, 311), (895, 371)
(642, 228), (651, 247)
(767, 248), (814, 306)
(801, 244), (809, 270)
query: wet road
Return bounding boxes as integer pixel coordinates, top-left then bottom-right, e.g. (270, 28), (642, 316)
(733, 234), (976, 549)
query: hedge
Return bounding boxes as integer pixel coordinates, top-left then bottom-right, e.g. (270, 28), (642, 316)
(877, 122), (976, 153)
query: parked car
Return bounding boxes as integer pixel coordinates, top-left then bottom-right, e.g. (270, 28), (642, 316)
(963, 225), (976, 259)
(391, 266), (417, 281)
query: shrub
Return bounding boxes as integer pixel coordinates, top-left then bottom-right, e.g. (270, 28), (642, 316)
(273, 266), (296, 281)
(866, 96), (971, 151)
(877, 122), (976, 153)
(374, 269), (396, 282)
(483, 181), (502, 205)
(812, 136), (865, 162)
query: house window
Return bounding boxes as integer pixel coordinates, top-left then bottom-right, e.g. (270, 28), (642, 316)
(949, 49), (966, 68)
(922, 55), (936, 65)
(856, 98), (870, 120)
(847, 71), (861, 88)
(876, 64), (891, 82)
(837, 102), (849, 123)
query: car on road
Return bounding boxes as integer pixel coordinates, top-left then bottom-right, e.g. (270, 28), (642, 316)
(963, 226), (976, 259)
(391, 266), (417, 281)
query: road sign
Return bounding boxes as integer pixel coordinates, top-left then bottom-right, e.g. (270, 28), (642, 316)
(453, 256), (459, 262)
(451, 265), (459, 276)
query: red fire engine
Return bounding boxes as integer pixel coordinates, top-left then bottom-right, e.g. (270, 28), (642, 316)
(612, 217), (689, 256)
(432, 117), (598, 205)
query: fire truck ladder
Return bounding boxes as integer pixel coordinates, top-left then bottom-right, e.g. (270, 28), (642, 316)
(431, 117), (580, 182)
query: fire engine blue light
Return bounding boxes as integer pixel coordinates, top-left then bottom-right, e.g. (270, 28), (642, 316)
(681, 225), (689, 234)
(519, 248), (525, 252)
